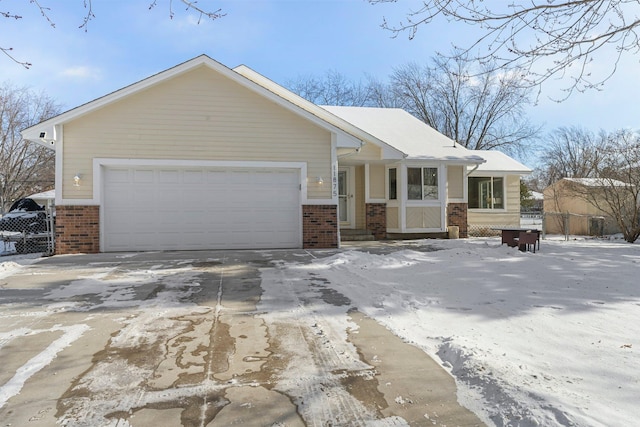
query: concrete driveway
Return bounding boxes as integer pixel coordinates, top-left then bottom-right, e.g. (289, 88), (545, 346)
(0, 248), (484, 427)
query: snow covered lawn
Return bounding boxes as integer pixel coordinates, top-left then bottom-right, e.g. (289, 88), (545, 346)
(280, 237), (640, 426)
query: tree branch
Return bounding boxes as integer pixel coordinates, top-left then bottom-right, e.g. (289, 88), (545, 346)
(371, 0), (640, 96)
(3, 1), (226, 67)
(0, 48), (32, 69)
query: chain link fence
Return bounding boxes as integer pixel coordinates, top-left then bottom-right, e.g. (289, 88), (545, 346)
(542, 212), (617, 238)
(468, 225), (506, 237)
(0, 206), (55, 255)
(468, 213), (543, 237)
(468, 212), (616, 239)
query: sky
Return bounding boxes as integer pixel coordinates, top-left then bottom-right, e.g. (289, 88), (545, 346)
(2, 0), (640, 162)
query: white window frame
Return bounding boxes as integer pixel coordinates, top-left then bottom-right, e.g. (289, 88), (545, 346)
(407, 166), (439, 201)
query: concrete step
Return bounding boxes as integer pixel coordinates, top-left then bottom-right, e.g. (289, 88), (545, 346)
(340, 229), (375, 241)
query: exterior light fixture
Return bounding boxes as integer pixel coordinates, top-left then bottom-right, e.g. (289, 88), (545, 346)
(73, 174), (81, 187)
(317, 176), (324, 185)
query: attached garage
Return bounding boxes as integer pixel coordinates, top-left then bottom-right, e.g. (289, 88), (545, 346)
(102, 166), (301, 252)
(23, 55), (372, 254)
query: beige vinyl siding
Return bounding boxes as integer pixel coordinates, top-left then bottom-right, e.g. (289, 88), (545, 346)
(368, 164), (385, 199)
(62, 66), (332, 199)
(387, 207), (399, 229)
(468, 175), (521, 227)
(406, 206), (441, 229)
(355, 142), (383, 162)
(468, 211), (520, 228)
(447, 165), (464, 199)
(337, 142), (383, 164)
(355, 166), (365, 229)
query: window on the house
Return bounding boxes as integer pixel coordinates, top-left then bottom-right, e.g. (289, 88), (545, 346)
(407, 167), (438, 200)
(469, 177), (505, 209)
(389, 168), (397, 200)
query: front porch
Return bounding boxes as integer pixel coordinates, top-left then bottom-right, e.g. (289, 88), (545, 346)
(336, 162), (469, 243)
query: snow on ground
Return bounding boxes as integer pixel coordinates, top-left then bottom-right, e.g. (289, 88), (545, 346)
(0, 253), (43, 279)
(2, 237), (638, 426)
(275, 237), (640, 427)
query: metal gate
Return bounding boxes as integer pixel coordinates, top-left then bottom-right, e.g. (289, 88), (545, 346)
(0, 206), (55, 256)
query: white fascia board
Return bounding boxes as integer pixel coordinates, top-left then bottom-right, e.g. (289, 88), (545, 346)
(405, 157), (486, 165)
(403, 159), (443, 167)
(382, 145), (407, 160)
(22, 124), (56, 150)
(469, 170), (532, 176)
(54, 126), (64, 206)
(334, 132), (362, 149)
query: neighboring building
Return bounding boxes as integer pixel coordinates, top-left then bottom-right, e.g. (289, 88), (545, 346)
(22, 55), (527, 254)
(543, 178), (625, 235)
(466, 151), (532, 235)
(25, 189), (55, 208)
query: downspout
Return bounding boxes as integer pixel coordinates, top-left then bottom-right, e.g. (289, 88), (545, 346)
(466, 164), (481, 176)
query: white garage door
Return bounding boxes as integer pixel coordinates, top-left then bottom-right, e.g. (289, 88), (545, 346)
(103, 166), (301, 252)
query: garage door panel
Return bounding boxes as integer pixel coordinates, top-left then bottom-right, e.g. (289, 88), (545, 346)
(107, 168), (131, 183)
(230, 171), (252, 184)
(183, 170), (204, 184)
(178, 232), (207, 248)
(106, 233), (131, 250)
(103, 166), (301, 251)
(133, 170), (155, 183)
(157, 232), (184, 248)
(158, 169), (180, 183)
(129, 211), (156, 228)
(106, 211), (134, 227)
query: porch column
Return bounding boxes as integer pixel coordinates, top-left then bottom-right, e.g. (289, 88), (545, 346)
(366, 203), (387, 240)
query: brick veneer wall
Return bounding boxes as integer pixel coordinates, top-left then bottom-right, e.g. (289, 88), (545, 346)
(366, 203), (387, 240)
(447, 202), (468, 238)
(302, 205), (338, 249)
(56, 205), (100, 254)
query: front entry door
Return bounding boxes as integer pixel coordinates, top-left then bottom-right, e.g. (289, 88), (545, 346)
(338, 167), (354, 227)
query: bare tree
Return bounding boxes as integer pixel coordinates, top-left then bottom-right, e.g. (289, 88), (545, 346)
(538, 126), (604, 188)
(364, 77), (404, 109)
(287, 56), (538, 153)
(2, 1), (225, 68)
(286, 70), (374, 107)
(0, 83), (60, 213)
(390, 55), (539, 153)
(588, 130), (640, 242)
(371, 0), (640, 97)
(548, 129), (640, 242)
